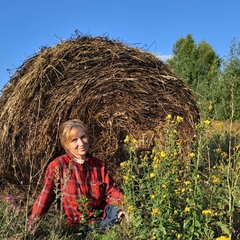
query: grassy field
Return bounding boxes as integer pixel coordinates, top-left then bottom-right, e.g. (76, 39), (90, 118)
(1, 118), (240, 240)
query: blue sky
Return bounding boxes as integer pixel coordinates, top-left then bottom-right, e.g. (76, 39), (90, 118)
(1, 0), (240, 90)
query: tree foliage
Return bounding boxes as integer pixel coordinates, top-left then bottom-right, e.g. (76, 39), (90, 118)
(214, 38), (240, 120)
(168, 34), (198, 86)
(167, 34), (240, 120)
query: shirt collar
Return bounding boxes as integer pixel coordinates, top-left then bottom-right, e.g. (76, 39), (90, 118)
(73, 157), (85, 164)
(66, 152), (90, 164)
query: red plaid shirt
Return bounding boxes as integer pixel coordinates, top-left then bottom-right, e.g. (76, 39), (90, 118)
(29, 153), (124, 226)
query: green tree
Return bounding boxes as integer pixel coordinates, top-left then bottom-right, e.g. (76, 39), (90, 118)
(167, 34), (220, 118)
(168, 34), (198, 86)
(214, 37), (240, 120)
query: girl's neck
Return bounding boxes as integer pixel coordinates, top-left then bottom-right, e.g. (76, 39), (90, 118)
(74, 157), (85, 164)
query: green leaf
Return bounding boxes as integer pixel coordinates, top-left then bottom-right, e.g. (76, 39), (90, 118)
(215, 221), (230, 235)
(183, 217), (192, 229)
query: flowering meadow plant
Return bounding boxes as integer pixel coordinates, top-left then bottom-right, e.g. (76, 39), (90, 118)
(0, 116), (240, 239)
(120, 116), (240, 239)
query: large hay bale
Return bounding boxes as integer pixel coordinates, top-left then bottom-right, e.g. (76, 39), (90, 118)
(0, 35), (199, 190)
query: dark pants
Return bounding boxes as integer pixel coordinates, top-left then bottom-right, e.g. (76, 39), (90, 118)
(89, 204), (120, 232)
(99, 204), (119, 227)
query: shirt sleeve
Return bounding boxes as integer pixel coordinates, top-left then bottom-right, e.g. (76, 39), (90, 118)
(102, 166), (124, 207)
(29, 162), (56, 220)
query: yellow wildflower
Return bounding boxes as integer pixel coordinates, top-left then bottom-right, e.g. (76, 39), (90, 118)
(160, 151), (166, 158)
(184, 207), (190, 213)
(129, 146), (135, 152)
(215, 236), (230, 240)
(204, 119), (211, 126)
(202, 209), (214, 215)
(221, 152), (228, 158)
(174, 210), (178, 214)
(175, 189), (180, 194)
(124, 135), (130, 143)
(189, 152), (195, 157)
(123, 176), (129, 181)
(166, 114), (172, 120)
(127, 205), (134, 213)
(151, 236), (157, 239)
(151, 195), (155, 199)
(176, 116), (183, 123)
(184, 181), (191, 185)
(208, 104), (213, 111)
(212, 175), (220, 183)
(132, 138), (137, 144)
(120, 161), (127, 168)
(153, 163), (158, 169)
(151, 208), (161, 216)
(162, 184), (167, 188)
(150, 173), (155, 178)
(175, 178), (180, 183)
(177, 234), (181, 239)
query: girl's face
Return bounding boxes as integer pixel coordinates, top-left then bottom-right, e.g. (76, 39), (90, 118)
(66, 126), (89, 159)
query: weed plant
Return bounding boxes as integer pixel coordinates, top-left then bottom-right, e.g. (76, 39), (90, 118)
(120, 115), (240, 240)
(0, 116), (240, 239)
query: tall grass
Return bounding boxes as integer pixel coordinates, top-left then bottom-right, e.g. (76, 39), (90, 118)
(0, 116), (240, 239)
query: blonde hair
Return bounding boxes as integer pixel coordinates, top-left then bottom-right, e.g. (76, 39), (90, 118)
(59, 119), (88, 152)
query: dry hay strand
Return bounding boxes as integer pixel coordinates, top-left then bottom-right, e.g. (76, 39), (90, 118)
(0, 35), (199, 190)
